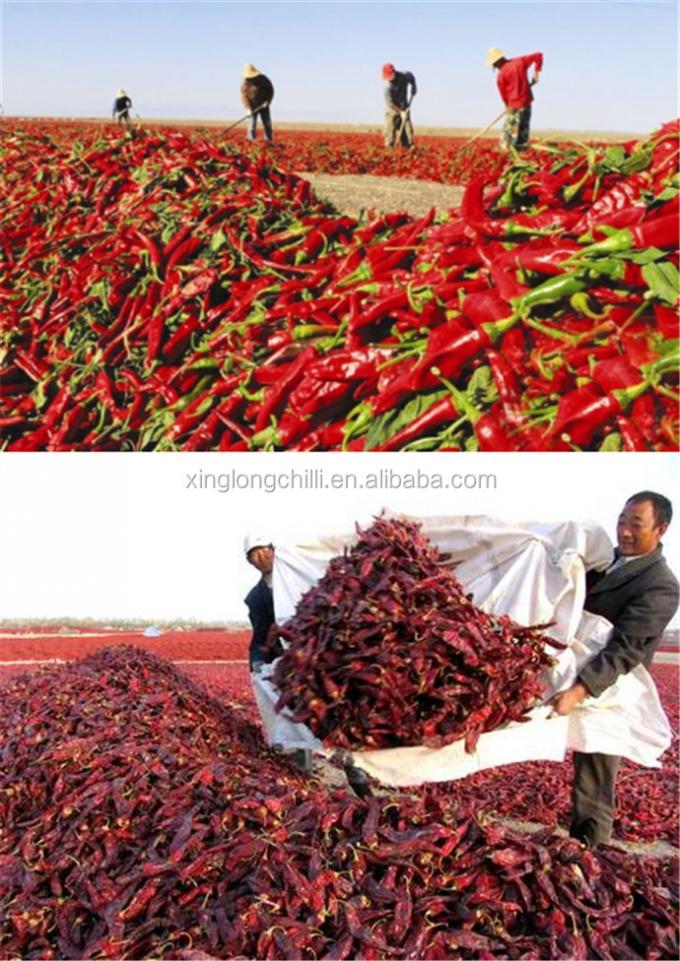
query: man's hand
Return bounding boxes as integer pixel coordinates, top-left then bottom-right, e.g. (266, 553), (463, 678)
(551, 681), (589, 716)
(531, 72), (540, 85)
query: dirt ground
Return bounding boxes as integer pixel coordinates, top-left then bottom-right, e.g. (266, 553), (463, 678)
(298, 172), (465, 219)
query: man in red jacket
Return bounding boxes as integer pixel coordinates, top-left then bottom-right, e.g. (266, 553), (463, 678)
(486, 47), (542, 151)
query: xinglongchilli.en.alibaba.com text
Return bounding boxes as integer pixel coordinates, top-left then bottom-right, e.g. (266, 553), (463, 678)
(184, 468), (499, 495)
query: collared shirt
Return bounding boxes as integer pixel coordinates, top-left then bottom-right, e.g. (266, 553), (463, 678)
(606, 550), (655, 575)
(496, 53), (543, 108)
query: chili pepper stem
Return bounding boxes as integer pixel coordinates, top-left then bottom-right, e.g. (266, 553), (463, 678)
(615, 300), (650, 335)
(433, 370), (480, 424)
(522, 317), (579, 345)
(654, 384), (680, 402)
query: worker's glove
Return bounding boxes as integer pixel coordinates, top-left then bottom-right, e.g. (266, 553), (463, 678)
(531, 73), (540, 85)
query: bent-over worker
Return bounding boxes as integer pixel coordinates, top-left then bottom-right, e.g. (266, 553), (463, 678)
(486, 48), (542, 151)
(382, 63), (417, 148)
(241, 64), (274, 142)
(552, 491), (679, 847)
(112, 89), (133, 127)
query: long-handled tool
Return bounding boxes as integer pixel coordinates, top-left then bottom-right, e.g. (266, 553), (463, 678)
(224, 111), (254, 133)
(461, 77), (537, 150)
(224, 100), (271, 134)
(395, 99), (413, 147)
(459, 108), (507, 150)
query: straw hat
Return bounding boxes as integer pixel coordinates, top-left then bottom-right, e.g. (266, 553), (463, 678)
(242, 64), (260, 79)
(117, 88), (127, 97)
(382, 62), (396, 80)
(486, 48), (506, 68)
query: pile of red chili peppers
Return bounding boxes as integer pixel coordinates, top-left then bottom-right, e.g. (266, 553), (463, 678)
(427, 663), (680, 848)
(1, 646), (677, 960)
(1, 120), (678, 450)
(273, 516), (563, 751)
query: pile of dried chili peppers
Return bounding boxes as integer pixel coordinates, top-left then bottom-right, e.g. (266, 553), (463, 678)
(272, 516), (563, 751)
(427, 663), (679, 848)
(1, 120), (678, 450)
(1, 646), (677, 960)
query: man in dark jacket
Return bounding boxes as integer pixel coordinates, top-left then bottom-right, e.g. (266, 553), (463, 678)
(553, 491), (679, 846)
(486, 47), (542, 151)
(382, 63), (417, 148)
(243, 536), (311, 772)
(241, 65), (274, 142)
(243, 535), (281, 670)
(112, 89), (132, 128)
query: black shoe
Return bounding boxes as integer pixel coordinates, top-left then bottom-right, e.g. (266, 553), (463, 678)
(291, 749), (312, 773)
(344, 762), (373, 799)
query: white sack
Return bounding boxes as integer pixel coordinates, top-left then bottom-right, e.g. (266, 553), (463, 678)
(256, 514), (670, 786)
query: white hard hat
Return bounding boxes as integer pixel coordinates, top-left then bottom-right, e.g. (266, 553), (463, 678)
(244, 534), (272, 556)
(117, 88), (127, 97)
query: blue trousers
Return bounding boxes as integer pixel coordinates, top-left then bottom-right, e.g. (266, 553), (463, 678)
(248, 106), (273, 141)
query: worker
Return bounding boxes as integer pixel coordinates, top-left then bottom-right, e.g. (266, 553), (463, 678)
(241, 65), (274, 142)
(552, 491), (679, 847)
(243, 535), (281, 671)
(486, 48), (542, 151)
(243, 536), (311, 772)
(112, 89), (133, 128)
(382, 63), (417, 149)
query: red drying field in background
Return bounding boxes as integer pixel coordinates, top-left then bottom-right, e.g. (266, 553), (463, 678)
(0, 628), (249, 662)
(0, 628), (677, 846)
(2, 120), (678, 451)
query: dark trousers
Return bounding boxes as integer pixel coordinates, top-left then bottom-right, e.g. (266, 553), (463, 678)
(248, 106), (272, 141)
(570, 751), (621, 846)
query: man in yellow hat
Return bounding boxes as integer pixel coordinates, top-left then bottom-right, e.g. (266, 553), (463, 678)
(241, 65), (275, 142)
(112, 89), (132, 128)
(486, 48), (542, 151)
(382, 63), (417, 148)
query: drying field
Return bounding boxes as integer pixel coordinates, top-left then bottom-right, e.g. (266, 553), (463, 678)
(1, 626), (677, 846)
(0, 627), (677, 960)
(1, 119), (677, 451)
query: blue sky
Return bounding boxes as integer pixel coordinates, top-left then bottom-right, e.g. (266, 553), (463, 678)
(1, 0), (677, 131)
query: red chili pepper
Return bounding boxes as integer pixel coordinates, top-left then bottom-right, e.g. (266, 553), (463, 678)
(616, 415), (649, 451)
(581, 213), (679, 253)
(630, 393), (659, 443)
(180, 268), (218, 300)
(372, 394), (458, 451)
(253, 346), (317, 433)
(551, 381), (648, 447)
(475, 411), (521, 451)
(653, 303), (679, 338)
(572, 171), (651, 233)
(129, 227), (162, 269)
(461, 289), (514, 326)
(591, 357), (644, 393)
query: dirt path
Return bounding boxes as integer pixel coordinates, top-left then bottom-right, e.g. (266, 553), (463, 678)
(297, 172), (464, 219)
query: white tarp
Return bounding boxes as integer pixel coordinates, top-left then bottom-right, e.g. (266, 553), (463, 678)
(251, 513), (671, 786)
